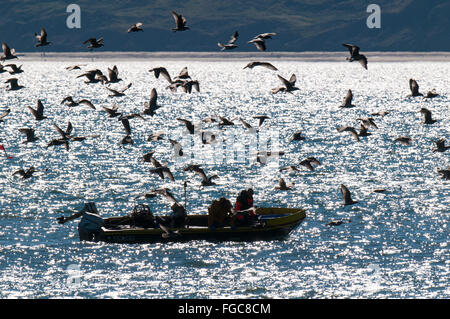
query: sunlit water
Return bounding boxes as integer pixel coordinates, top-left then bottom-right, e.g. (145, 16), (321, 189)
(0, 56), (448, 298)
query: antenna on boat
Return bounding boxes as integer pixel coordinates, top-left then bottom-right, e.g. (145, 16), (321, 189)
(183, 180), (188, 210)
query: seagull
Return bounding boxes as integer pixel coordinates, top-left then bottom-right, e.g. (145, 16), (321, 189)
(101, 104), (121, 117)
(394, 136), (412, 146)
(127, 22), (143, 33)
(177, 118), (196, 134)
(65, 64), (86, 71)
(432, 138), (450, 153)
(248, 38), (266, 51)
(76, 69), (104, 83)
(254, 32), (277, 40)
(83, 38), (104, 50)
(371, 110), (390, 117)
(275, 178), (292, 191)
(0, 108), (10, 123)
(28, 100), (47, 121)
(218, 31), (239, 51)
(336, 126), (360, 142)
(61, 97), (96, 110)
(106, 65), (122, 83)
(174, 67), (191, 81)
(169, 139), (184, 157)
(5, 78), (24, 91)
(18, 128), (39, 143)
(150, 166), (175, 181)
(342, 43), (368, 69)
(407, 79), (423, 97)
(47, 122), (85, 151)
(182, 80), (200, 93)
(106, 83), (132, 97)
(244, 61), (278, 71)
(218, 116), (235, 126)
(119, 117), (134, 145)
(171, 11), (189, 32)
(292, 131), (305, 141)
(279, 165), (300, 173)
(1, 43), (18, 61)
(340, 184), (359, 205)
(147, 131), (165, 142)
(419, 108), (437, 124)
(356, 117), (378, 129)
(424, 89), (439, 99)
(340, 89), (355, 108)
(183, 165), (218, 186)
(437, 169), (450, 180)
(299, 157), (321, 171)
(253, 115), (270, 127)
(272, 74), (299, 94)
(149, 67), (172, 83)
(13, 166), (36, 179)
(34, 28), (51, 47)
(239, 118), (255, 131)
(4, 64), (23, 74)
(326, 219), (351, 227)
(143, 88), (161, 116)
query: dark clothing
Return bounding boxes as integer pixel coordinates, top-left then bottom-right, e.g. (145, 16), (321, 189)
(235, 191), (253, 211)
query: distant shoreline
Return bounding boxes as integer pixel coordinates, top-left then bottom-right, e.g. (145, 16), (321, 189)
(17, 51), (450, 62)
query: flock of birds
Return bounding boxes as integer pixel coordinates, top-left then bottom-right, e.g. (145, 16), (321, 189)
(0, 10), (449, 227)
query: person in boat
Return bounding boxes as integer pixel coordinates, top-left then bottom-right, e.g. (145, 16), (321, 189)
(233, 189), (259, 227)
(208, 197), (233, 229)
(157, 203), (187, 228)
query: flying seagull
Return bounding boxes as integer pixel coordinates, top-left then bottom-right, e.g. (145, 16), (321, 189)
(83, 38), (104, 50)
(13, 166), (36, 179)
(248, 38), (266, 51)
(419, 108), (437, 125)
(18, 128), (39, 143)
(34, 28), (51, 47)
(149, 67), (172, 83)
(127, 22), (143, 33)
(340, 89), (355, 108)
(275, 178), (293, 191)
(106, 83), (132, 97)
(28, 100), (47, 120)
(143, 88), (161, 116)
(183, 165), (218, 186)
(340, 184), (359, 205)
(394, 136), (412, 146)
(254, 32), (277, 40)
(106, 65), (122, 83)
(299, 157), (321, 171)
(5, 78), (24, 91)
(61, 96), (96, 110)
(272, 74), (299, 94)
(218, 31), (239, 51)
(4, 64), (23, 75)
(342, 43), (367, 70)
(244, 61), (278, 71)
(1, 42), (18, 61)
(171, 11), (189, 32)
(0, 108), (11, 123)
(432, 138), (450, 153)
(407, 79), (423, 97)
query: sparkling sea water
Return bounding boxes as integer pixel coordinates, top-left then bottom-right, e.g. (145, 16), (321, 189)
(0, 53), (448, 298)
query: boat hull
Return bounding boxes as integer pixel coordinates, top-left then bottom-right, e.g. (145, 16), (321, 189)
(89, 207), (306, 244)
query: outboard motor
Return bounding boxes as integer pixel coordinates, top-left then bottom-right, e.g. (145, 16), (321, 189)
(77, 203), (104, 241)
